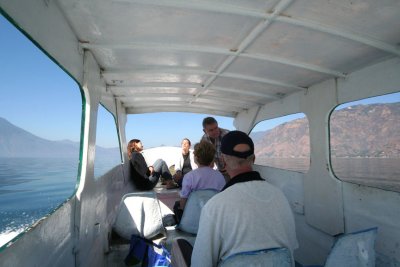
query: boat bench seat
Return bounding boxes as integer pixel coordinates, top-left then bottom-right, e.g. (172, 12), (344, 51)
(113, 191), (173, 241)
(112, 189), (218, 253)
(297, 227), (378, 267)
(159, 189), (219, 251)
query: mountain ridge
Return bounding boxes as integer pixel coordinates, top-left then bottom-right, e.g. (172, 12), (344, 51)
(251, 102), (400, 158)
(1, 102), (399, 158)
(0, 117), (118, 158)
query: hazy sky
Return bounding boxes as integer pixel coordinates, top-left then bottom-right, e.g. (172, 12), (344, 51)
(1, 15), (399, 148)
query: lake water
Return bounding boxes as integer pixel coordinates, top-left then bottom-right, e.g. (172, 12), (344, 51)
(0, 156), (120, 247)
(1, 157), (399, 247)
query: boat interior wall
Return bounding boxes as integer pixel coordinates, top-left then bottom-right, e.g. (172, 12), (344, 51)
(248, 58), (400, 236)
(0, 0), (84, 83)
(254, 164), (337, 266)
(254, 165), (304, 215)
(343, 183), (400, 265)
(233, 105), (261, 134)
(302, 79), (344, 235)
(0, 199), (76, 266)
(337, 58), (400, 103)
(117, 108), (128, 162)
(251, 79), (344, 235)
(72, 163), (134, 266)
(292, 213), (335, 266)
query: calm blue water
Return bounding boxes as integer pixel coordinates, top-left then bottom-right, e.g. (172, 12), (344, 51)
(0, 156), (123, 237)
(0, 157), (79, 233)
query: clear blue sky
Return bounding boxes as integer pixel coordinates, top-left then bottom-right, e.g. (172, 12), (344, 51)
(1, 14), (399, 148)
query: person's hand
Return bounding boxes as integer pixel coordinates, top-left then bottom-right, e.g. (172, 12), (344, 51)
(220, 167), (228, 176)
(148, 166), (154, 175)
(173, 171), (183, 181)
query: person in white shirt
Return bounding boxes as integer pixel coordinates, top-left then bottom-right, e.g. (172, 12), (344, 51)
(173, 138), (198, 187)
(171, 131), (298, 267)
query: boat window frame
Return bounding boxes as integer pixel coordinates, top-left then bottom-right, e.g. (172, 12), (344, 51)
(0, 12), (86, 249)
(250, 112), (310, 173)
(328, 92), (400, 192)
(94, 103), (123, 179)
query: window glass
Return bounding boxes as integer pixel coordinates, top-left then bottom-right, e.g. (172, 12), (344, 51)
(0, 16), (81, 246)
(250, 113), (310, 173)
(94, 105), (122, 179)
(330, 92), (400, 192)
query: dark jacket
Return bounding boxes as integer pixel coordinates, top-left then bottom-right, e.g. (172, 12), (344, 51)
(130, 151), (157, 190)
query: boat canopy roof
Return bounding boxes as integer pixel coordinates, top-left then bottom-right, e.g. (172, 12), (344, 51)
(1, 0), (400, 117)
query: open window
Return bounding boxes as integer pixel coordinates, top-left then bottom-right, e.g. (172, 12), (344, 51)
(250, 113), (310, 173)
(329, 92), (400, 192)
(0, 15), (81, 245)
(94, 105), (122, 179)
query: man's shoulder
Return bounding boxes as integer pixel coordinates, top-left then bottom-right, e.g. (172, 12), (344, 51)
(204, 187), (233, 207)
(200, 134), (208, 142)
(219, 128), (230, 136)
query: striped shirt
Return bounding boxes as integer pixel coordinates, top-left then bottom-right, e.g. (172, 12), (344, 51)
(200, 128), (229, 171)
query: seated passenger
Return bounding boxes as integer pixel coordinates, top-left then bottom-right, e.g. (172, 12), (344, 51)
(173, 138), (198, 188)
(128, 139), (174, 190)
(173, 141), (226, 223)
(171, 131), (298, 267)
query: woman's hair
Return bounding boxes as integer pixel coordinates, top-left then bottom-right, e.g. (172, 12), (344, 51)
(193, 141), (215, 166)
(127, 139), (141, 158)
(181, 138), (191, 146)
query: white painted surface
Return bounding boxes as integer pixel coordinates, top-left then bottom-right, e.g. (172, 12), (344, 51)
(0, 1), (399, 266)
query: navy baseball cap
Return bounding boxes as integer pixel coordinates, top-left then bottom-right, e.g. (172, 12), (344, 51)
(221, 131), (254, 158)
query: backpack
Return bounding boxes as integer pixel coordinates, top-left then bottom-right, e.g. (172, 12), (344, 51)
(125, 235), (171, 267)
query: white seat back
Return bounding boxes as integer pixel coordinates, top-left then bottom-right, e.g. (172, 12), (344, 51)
(325, 227), (377, 267)
(113, 192), (164, 240)
(178, 189), (218, 234)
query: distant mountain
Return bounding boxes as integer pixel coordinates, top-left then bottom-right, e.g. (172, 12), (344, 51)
(252, 103), (400, 158)
(0, 117), (119, 158)
(2, 103), (399, 159)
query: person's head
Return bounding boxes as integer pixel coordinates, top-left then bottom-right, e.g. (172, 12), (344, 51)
(202, 117), (220, 139)
(193, 141), (216, 167)
(181, 138), (191, 154)
(127, 139), (143, 158)
(220, 131), (255, 177)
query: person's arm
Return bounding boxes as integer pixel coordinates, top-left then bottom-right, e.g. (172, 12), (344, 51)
(175, 154), (183, 172)
(179, 198), (187, 210)
(148, 165), (154, 176)
(131, 152), (149, 178)
(179, 172), (192, 207)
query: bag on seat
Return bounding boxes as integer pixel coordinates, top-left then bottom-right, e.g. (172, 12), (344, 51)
(125, 235), (171, 267)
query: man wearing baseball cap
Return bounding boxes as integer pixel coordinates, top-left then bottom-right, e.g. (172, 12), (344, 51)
(188, 131), (298, 266)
